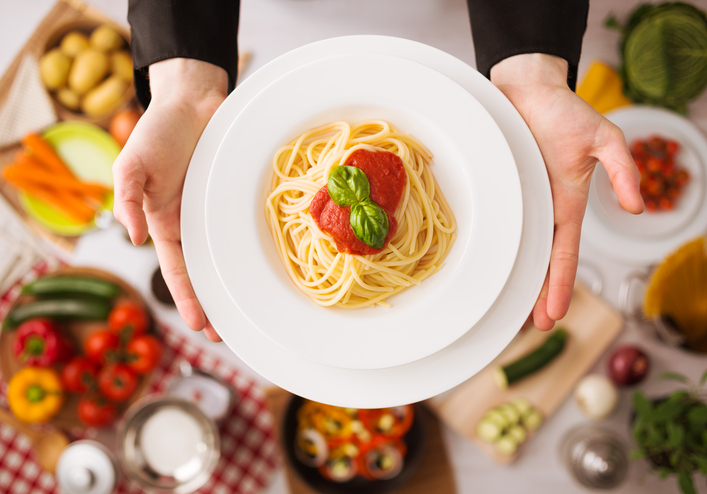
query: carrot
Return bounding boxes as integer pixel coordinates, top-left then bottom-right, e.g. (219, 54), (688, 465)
(21, 133), (74, 178)
(2, 169), (96, 223)
(13, 154), (109, 201)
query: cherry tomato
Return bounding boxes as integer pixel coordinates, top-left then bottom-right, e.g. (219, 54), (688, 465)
(659, 197), (674, 210)
(78, 396), (117, 427)
(645, 200), (658, 211)
(84, 329), (119, 364)
(646, 158), (663, 174)
(126, 334), (162, 375)
(648, 136), (665, 153)
(108, 302), (149, 338)
(61, 357), (99, 393)
(666, 140), (680, 155)
(98, 364), (138, 402)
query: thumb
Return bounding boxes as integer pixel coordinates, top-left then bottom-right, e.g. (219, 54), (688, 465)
(112, 149), (149, 245)
(596, 122), (645, 215)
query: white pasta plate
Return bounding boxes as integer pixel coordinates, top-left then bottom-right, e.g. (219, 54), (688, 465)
(583, 106), (707, 266)
(182, 35), (552, 407)
(204, 53), (523, 370)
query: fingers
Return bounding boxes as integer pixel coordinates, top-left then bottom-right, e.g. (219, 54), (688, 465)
(152, 234), (208, 333)
(597, 123), (645, 215)
(204, 321), (222, 342)
(113, 150), (150, 245)
(532, 271), (555, 331)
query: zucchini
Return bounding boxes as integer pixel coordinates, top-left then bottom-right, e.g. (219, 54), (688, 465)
(511, 398), (532, 416)
(522, 410), (544, 432)
(507, 425), (527, 444)
(476, 418), (503, 443)
(3, 299), (112, 329)
(22, 276), (120, 299)
(495, 434), (519, 456)
(494, 329), (569, 389)
(483, 409), (510, 429)
(498, 404), (521, 425)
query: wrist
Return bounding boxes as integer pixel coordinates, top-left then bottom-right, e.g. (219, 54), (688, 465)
(490, 53), (569, 90)
(148, 58), (228, 124)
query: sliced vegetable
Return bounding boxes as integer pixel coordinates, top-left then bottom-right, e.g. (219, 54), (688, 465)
(476, 418), (504, 443)
(495, 434), (519, 456)
(362, 443), (404, 480)
(521, 409), (544, 432)
(21, 276), (120, 300)
(498, 403), (521, 425)
(319, 456), (358, 482)
(483, 409), (510, 429)
(295, 428), (329, 467)
(507, 425), (527, 444)
(495, 329), (569, 389)
(512, 397), (533, 416)
(3, 299), (112, 329)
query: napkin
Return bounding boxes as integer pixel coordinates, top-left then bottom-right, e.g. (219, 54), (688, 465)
(0, 55), (57, 148)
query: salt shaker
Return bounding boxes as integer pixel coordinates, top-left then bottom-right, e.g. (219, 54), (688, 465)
(56, 440), (119, 494)
(560, 425), (629, 489)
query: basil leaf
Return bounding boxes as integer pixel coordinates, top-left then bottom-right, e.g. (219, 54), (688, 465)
(327, 165), (370, 206)
(350, 200), (389, 249)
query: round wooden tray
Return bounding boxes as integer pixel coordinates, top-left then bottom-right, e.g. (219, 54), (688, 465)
(0, 267), (153, 430)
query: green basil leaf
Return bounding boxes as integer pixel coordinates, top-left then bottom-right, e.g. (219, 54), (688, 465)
(350, 200), (389, 249)
(327, 165), (370, 206)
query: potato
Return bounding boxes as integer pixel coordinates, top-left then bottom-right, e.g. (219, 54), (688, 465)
(39, 49), (71, 90)
(69, 49), (109, 94)
(111, 51), (133, 82)
(89, 25), (124, 52)
(60, 31), (89, 58)
(55, 87), (81, 111)
(81, 75), (127, 116)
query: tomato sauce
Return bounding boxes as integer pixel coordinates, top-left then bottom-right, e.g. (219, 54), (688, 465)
(310, 149), (407, 255)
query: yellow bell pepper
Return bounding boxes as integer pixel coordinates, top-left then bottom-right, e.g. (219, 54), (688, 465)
(7, 366), (64, 424)
(577, 61), (633, 114)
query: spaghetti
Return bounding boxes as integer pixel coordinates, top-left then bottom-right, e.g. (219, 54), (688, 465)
(265, 120), (456, 308)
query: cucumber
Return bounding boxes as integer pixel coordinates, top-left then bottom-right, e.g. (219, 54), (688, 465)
(22, 276), (120, 299)
(3, 299), (112, 329)
(494, 329), (569, 389)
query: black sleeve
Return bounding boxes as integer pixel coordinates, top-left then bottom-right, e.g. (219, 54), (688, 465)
(127, 0), (240, 108)
(467, 0), (588, 90)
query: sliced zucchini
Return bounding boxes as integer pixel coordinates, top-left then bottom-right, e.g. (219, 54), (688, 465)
(483, 409), (510, 429)
(522, 410), (544, 432)
(495, 434), (519, 456)
(511, 397), (533, 416)
(476, 418), (503, 443)
(498, 403), (521, 425)
(507, 425), (527, 444)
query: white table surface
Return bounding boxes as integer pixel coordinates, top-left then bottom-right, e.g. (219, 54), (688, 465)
(3, 1), (707, 493)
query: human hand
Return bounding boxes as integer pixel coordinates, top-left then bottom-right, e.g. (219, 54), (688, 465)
(112, 58), (228, 342)
(491, 54), (644, 330)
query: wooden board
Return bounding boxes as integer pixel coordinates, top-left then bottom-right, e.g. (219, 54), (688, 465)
(265, 387), (458, 494)
(0, 266), (153, 430)
(427, 282), (623, 463)
(0, 0), (133, 252)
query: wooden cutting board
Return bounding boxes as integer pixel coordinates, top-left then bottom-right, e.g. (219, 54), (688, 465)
(427, 282), (623, 463)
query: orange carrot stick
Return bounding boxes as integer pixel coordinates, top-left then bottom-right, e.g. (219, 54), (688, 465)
(21, 133), (74, 178)
(2, 170), (96, 223)
(12, 155), (109, 201)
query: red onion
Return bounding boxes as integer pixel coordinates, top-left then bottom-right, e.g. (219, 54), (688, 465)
(607, 346), (650, 386)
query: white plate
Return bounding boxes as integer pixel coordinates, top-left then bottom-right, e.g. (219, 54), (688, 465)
(182, 36), (553, 407)
(204, 53), (522, 370)
(583, 106), (707, 266)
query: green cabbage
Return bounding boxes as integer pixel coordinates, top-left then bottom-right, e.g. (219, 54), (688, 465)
(607, 2), (707, 113)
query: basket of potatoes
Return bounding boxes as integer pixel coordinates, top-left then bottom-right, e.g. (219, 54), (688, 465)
(40, 22), (134, 122)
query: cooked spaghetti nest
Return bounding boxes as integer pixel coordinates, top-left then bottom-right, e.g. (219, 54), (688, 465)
(265, 120), (456, 308)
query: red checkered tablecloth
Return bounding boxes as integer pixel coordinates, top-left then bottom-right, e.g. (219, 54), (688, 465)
(0, 263), (280, 494)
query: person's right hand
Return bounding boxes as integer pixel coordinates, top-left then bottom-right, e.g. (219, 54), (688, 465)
(112, 58), (228, 342)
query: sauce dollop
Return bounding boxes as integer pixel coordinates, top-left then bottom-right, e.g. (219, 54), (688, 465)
(310, 149), (406, 255)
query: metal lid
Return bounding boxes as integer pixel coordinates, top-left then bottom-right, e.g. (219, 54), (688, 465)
(561, 425), (629, 490)
(56, 441), (118, 494)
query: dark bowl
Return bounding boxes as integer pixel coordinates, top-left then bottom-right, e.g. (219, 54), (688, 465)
(282, 395), (429, 494)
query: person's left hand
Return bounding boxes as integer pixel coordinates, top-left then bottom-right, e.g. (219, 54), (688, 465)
(491, 54), (644, 330)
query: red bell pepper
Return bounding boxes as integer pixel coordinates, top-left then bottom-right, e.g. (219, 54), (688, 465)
(12, 318), (72, 367)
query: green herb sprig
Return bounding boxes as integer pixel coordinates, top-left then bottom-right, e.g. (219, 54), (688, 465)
(327, 166), (389, 249)
(631, 369), (707, 494)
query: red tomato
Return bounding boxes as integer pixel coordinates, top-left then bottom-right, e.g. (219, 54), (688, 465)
(666, 140), (680, 155)
(61, 357), (99, 393)
(98, 364), (138, 402)
(78, 397), (117, 427)
(108, 302), (149, 338)
(659, 197), (674, 210)
(646, 158), (663, 173)
(126, 334), (162, 375)
(84, 329), (119, 364)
